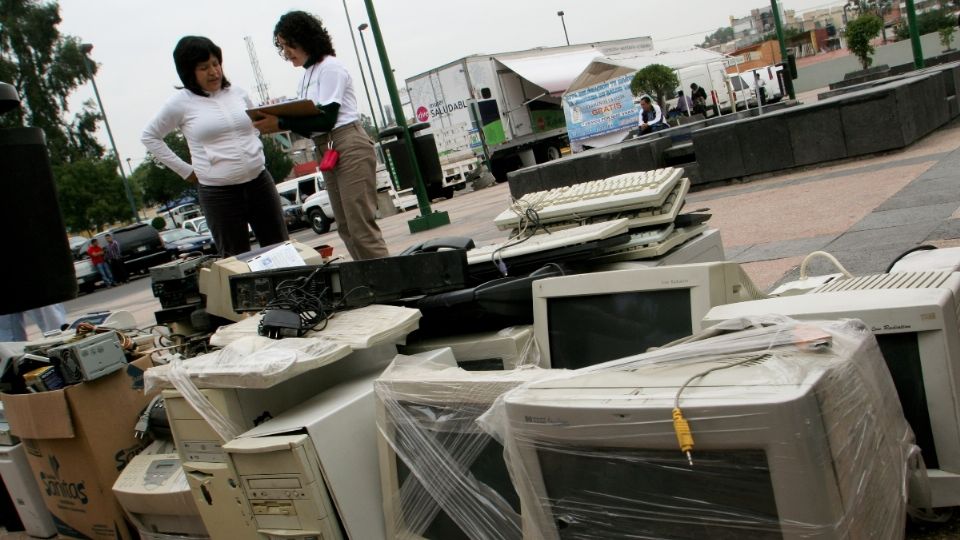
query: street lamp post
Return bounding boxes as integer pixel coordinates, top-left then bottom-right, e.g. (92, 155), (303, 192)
(362, 0), (450, 233)
(125, 157), (134, 175)
(358, 24), (388, 127)
(557, 11), (570, 46)
(80, 44), (141, 223)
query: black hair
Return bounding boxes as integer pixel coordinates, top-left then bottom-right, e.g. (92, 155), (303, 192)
(173, 36), (231, 97)
(677, 90), (685, 95)
(640, 96), (652, 104)
(274, 11), (336, 64)
(690, 83), (699, 89)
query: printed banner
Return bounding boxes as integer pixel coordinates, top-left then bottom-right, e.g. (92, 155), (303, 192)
(563, 74), (637, 142)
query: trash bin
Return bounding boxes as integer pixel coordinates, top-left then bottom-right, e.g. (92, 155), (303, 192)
(379, 123), (451, 200)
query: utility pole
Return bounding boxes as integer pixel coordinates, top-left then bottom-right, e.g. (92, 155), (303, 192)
(362, 0), (450, 233)
(905, 0), (924, 68)
(557, 11), (570, 46)
(770, 0), (796, 100)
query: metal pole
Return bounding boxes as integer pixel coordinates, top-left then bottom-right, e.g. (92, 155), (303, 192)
(557, 11), (570, 46)
(81, 48), (141, 222)
(125, 157), (134, 175)
(358, 27), (388, 127)
(905, 0), (924, 69)
(341, 1), (399, 191)
(362, 0), (449, 232)
(770, 0), (796, 99)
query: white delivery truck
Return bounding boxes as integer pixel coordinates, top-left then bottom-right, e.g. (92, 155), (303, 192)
(405, 37), (653, 182)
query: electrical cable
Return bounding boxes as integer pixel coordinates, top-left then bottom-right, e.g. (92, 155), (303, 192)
(671, 353), (771, 466)
(885, 244), (938, 273)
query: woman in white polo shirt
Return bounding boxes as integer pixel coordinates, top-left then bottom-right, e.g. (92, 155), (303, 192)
(142, 36), (288, 257)
(254, 11), (388, 261)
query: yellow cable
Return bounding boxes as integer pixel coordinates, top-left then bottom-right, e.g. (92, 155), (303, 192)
(672, 407), (694, 466)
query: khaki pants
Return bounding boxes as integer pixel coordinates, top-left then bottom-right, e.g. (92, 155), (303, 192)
(314, 122), (389, 260)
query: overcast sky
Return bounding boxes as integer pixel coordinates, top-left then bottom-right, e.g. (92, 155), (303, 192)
(55, 0), (843, 169)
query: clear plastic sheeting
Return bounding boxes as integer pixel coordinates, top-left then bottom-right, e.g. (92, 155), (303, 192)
(209, 304), (421, 349)
(479, 317), (924, 540)
(374, 351), (565, 540)
(402, 326), (544, 370)
(144, 335), (352, 391)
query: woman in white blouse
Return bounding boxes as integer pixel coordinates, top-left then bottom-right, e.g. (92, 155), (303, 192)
(142, 36), (288, 257)
(254, 11), (388, 261)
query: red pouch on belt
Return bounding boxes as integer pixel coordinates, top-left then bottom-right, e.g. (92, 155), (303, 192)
(319, 141), (339, 171)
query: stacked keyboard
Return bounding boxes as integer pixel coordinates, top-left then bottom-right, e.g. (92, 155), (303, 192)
(470, 167), (711, 272)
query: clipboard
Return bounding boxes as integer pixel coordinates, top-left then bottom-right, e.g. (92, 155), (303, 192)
(246, 99), (319, 121)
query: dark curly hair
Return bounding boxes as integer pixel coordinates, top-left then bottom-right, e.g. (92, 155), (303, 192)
(274, 11), (336, 63)
(173, 36), (231, 97)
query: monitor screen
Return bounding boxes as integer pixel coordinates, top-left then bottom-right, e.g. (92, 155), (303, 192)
(536, 446), (783, 539)
(394, 403), (520, 539)
(873, 332), (939, 468)
(546, 289), (693, 369)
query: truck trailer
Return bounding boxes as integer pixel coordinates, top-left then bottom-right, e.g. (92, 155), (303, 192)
(405, 37), (653, 182)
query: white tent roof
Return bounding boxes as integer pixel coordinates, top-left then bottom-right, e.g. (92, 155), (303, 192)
(567, 48), (729, 93)
(494, 49), (607, 95)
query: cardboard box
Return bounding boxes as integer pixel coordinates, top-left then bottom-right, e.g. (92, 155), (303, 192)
(1, 358), (155, 540)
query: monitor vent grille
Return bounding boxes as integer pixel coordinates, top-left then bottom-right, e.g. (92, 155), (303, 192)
(812, 272), (953, 293)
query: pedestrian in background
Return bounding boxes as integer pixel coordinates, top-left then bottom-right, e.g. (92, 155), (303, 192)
(0, 304), (68, 342)
(142, 36), (289, 257)
(255, 11), (388, 261)
(104, 233), (127, 283)
(87, 238), (115, 287)
(638, 95), (669, 135)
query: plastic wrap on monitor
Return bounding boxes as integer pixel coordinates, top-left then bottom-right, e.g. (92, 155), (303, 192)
(478, 316), (925, 540)
(209, 304), (421, 349)
(374, 352), (566, 540)
(401, 326), (543, 370)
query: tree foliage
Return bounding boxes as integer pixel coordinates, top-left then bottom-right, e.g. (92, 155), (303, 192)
(630, 64), (679, 108)
(262, 135), (294, 183)
(701, 27), (734, 47)
(895, 9), (956, 41)
(54, 157), (129, 232)
(133, 132), (195, 209)
(846, 14), (884, 70)
(0, 0), (101, 164)
(941, 26), (956, 51)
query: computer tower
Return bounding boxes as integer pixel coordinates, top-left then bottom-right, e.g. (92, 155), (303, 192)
(0, 442), (58, 538)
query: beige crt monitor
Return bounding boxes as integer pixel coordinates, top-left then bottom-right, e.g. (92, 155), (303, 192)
(532, 261), (764, 369)
(703, 271), (960, 508)
(375, 366), (559, 539)
(501, 328), (910, 539)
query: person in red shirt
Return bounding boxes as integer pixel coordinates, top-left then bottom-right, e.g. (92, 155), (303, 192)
(87, 238), (115, 287)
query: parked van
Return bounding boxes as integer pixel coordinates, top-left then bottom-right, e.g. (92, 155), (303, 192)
(668, 62), (735, 114)
(276, 172), (324, 205)
(162, 203), (202, 228)
(730, 65), (784, 109)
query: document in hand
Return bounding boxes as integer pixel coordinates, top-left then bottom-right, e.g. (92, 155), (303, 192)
(245, 99), (319, 121)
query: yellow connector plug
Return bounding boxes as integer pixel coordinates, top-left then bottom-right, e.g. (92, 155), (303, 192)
(672, 407), (694, 466)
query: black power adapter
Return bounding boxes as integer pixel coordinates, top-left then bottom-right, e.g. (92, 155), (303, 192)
(258, 308), (305, 339)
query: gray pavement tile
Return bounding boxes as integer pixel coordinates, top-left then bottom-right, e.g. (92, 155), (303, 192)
(926, 218), (960, 241)
(731, 235), (835, 263)
(822, 243), (925, 275)
(874, 178), (960, 211)
(686, 151), (951, 204)
(724, 244), (752, 260)
(847, 203), (958, 232)
(825, 221), (942, 252)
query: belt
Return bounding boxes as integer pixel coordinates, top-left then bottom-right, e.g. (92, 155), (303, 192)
(313, 120), (361, 143)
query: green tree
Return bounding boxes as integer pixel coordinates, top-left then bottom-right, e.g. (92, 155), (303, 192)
(262, 135), (294, 182)
(630, 64), (679, 108)
(54, 157), (129, 231)
(133, 132), (195, 209)
(846, 14), (884, 70)
(0, 0), (101, 164)
(941, 26), (956, 51)
(360, 113), (378, 140)
(701, 27), (734, 47)
(895, 9), (956, 40)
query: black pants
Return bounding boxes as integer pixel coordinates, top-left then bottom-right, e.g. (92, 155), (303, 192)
(108, 259), (127, 282)
(197, 169), (289, 257)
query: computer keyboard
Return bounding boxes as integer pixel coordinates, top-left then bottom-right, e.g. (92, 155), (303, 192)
(467, 219), (630, 266)
(495, 168), (683, 230)
(590, 224), (709, 263)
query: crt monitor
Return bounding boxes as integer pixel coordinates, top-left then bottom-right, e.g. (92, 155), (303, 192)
(532, 262), (764, 369)
(703, 271), (960, 508)
(400, 326), (540, 371)
(501, 322), (910, 540)
(375, 367), (554, 540)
